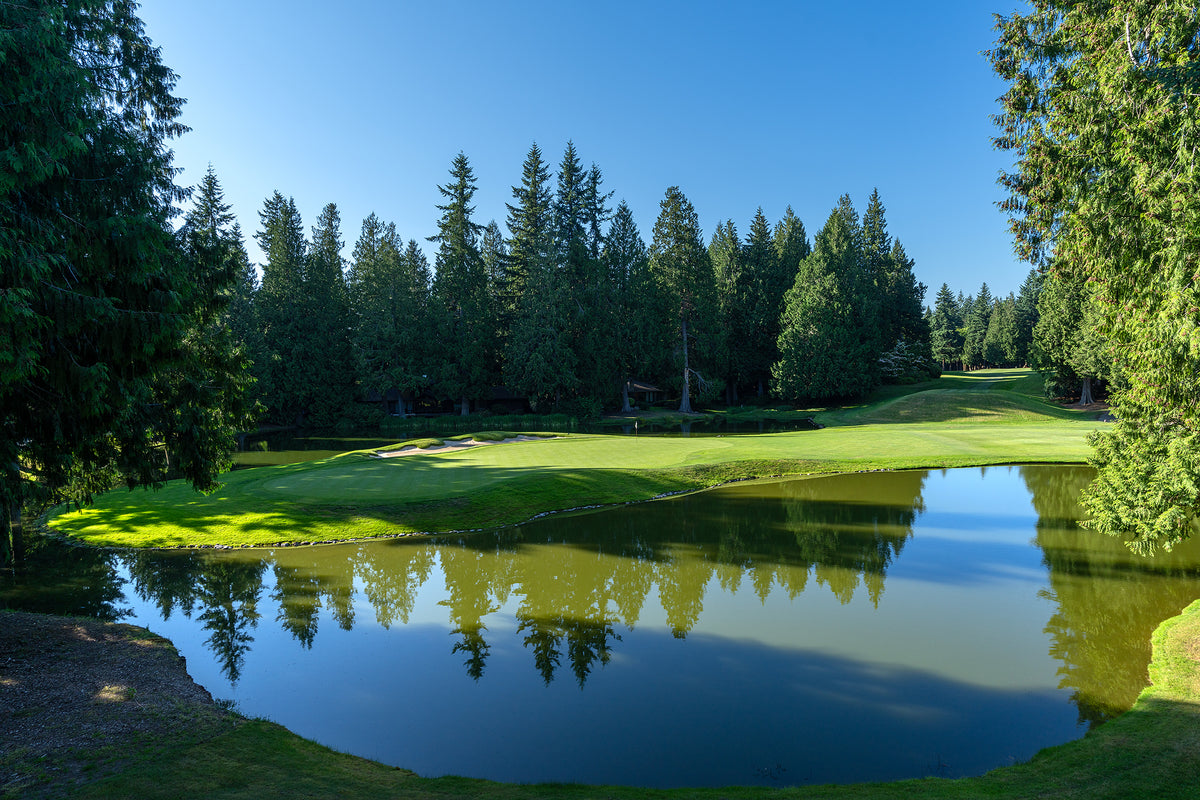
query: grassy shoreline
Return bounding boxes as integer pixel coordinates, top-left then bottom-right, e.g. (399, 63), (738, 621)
(48, 370), (1106, 549)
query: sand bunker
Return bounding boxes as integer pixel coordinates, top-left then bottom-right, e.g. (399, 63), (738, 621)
(374, 434), (548, 458)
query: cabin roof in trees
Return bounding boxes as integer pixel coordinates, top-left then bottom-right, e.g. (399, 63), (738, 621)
(625, 379), (662, 394)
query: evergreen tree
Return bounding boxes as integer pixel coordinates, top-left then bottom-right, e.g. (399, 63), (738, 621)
(429, 153), (494, 415)
(505, 250), (578, 409)
(992, 3), (1200, 552)
(605, 202), (665, 411)
(861, 190), (931, 377)
(1032, 268), (1110, 404)
(884, 241), (930, 347)
(1012, 268), (1042, 366)
(709, 220), (747, 404)
(983, 295), (1019, 366)
(304, 202), (356, 426)
(772, 205), (880, 401)
(1, 1), (253, 557)
(502, 142), (552, 322)
(961, 283), (993, 369)
(480, 220), (508, 322)
(772, 206), (811, 281)
(544, 142), (612, 411)
(502, 143), (560, 400)
(861, 189), (892, 331)
(741, 208), (786, 396)
(347, 216), (432, 415)
(256, 193), (309, 424)
(649, 187), (716, 413)
(574, 159), (617, 410)
(929, 283), (963, 369)
(583, 163), (614, 262)
(177, 167), (260, 433)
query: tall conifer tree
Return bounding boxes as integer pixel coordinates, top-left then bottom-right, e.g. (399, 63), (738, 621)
(772, 204), (880, 400)
(710, 220), (746, 403)
(304, 202), (356, 426)
(649, 187), (715, 413)
(742, 208), (786, 396)
(256, 192), (308, 424)
(929, 283), (964, 369)
(430, 153), (494, 415)
(605, 202), (663, 411)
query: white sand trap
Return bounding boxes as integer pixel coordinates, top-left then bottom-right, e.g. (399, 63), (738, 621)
(374, 434), (549, 458)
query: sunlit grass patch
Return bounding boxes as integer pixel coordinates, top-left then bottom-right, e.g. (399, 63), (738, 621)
(48, 369), (1107, 549)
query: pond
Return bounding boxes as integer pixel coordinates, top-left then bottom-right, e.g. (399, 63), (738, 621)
(5, 465), (1200, 788)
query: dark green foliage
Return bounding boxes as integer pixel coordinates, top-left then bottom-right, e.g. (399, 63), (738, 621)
(255, 198), (355, 427)
(1032, 268), (1110, 404)
(772, 203), (882, 401)
(740, 209), (788, 396)
(992, 2), (1200, 552)
(709, 220), (746, 404)
(255, 192), (308, 423)
(571, 159), (616, 411)
(176, 166), (260, 456)
(772, 205), (811, 284)
(961, 283), (993, 369)
(929, 283), (964, 369)
(649, 187), (716, 413)
(861, 190), (931, 380)
(480, 221), (508, 308)
(347, 215), (432, 416)
(605, 202), (666, 411)
(0, 0), (254, 552)
(983, 295), (1019, 366)
(1013, 268), (1042, 366)
(502, 142), (551, 321)
(304, 203), (357, 426)
(504, 250), (578, 409)
(429, 153), (495, 415)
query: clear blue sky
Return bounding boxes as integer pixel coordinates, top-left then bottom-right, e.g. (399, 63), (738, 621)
(139, 0), (1031, 299)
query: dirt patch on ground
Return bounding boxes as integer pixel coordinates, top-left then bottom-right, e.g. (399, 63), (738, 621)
(0, 610), (238, 799)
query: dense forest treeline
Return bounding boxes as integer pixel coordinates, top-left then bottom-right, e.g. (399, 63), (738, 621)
(199, 141), (1102, 431)
(199, 144), (948, 428)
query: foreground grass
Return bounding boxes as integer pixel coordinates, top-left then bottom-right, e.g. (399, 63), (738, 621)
(49, 370), (1107, 548)
(60, 597), (1200, 799)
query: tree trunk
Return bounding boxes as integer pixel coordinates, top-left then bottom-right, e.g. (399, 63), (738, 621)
(679, 315), (692, 414)
(460, 396), (469, 416)
(2, 502), (19, 567)
(1079, 376), (1094, 406)
(620, 380), (632, 413)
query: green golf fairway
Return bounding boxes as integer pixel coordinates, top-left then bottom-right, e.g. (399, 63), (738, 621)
(47, 370), (1108, 548)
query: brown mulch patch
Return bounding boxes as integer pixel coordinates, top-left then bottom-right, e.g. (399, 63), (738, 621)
(0, 610), (239, 799)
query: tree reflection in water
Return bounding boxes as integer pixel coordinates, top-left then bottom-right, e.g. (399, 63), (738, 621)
(93, 465), (1200, 733)
(111, 470), (929, 686)
(1021, 464), (1200, 727)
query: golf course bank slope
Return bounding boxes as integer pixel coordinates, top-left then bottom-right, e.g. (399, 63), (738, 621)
(49, 379), (1106, 549)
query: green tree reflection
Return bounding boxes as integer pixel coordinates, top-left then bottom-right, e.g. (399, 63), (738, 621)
(122, 551), (266, 684)
(1023, 465), (1200, 727)
(114, 471), (930, 686)
(0, 529), (129, 621)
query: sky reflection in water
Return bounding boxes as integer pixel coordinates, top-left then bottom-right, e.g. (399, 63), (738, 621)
(8, 465), (1200, 787)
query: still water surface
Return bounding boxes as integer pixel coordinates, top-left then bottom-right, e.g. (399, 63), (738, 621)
(7, 465), (1200, 787)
